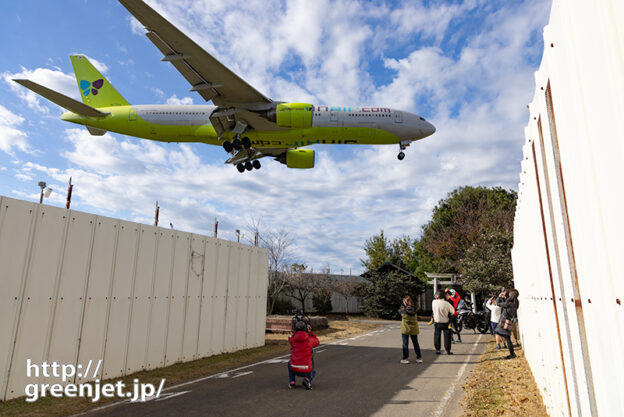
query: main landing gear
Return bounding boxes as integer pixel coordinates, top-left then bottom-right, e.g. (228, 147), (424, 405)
(223, 136), (252, 153)
(236, 160), (261, 173)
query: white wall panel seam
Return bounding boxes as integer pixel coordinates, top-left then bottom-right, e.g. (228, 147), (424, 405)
(71, 216), (98, 383)
(162, 232), (177, 367)
(194, 238), (207, 358)
(122, 226), (142, 376)
(143, 228), (161, 369)
(99, 220), (121, 380)
(43, 210), (71, 365)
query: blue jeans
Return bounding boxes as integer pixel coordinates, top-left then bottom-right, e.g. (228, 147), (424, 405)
(402, 334), (422, 359)
(288, 361), (316, 383)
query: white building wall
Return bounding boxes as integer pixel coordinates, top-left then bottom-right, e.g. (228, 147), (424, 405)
(0, 196), (268, 401)
(513, 1), (624, 416)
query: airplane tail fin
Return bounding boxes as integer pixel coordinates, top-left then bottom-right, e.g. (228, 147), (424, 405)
(70, 55), (129, 108)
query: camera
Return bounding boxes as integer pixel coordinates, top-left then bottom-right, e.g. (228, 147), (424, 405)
(291, 309), (311, 332)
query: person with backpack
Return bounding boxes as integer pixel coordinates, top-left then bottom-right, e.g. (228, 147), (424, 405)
(288, 320), (320, 389)
(399, 296), (423, 364)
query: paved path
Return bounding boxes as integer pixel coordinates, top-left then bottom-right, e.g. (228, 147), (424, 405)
(79, 322), (486, 417)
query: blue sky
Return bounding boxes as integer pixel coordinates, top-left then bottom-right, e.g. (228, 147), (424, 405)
(0, 0), (551, 273)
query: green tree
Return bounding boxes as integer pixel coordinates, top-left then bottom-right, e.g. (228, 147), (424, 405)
(418, 186), (516, 274)
(361, 231), (415, 273)
(460, 231), (514, 295)
(358, 271), (424, 319)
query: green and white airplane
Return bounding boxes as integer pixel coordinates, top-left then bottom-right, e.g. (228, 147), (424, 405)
(14, 0), (435, 173)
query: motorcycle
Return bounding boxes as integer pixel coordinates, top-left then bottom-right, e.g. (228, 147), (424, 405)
(456, 301), (489, 334)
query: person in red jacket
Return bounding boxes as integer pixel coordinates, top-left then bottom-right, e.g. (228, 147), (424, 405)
(445, 288), (463, 343)
(288, 321), (320, 390)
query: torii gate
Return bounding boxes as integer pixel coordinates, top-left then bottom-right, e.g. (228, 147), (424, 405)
(425, 272), (477, 312)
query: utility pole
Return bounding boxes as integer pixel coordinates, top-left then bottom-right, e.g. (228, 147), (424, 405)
(154, 201), (160, 227)
(214, 218), (218, 238)
(66, 177), (73, 209)
(254, 230), (259, 246)
(236, 229), (240, 243)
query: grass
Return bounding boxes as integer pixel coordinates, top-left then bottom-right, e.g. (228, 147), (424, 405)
(461, 340), (549, 417)
(0, 318), (382, 417)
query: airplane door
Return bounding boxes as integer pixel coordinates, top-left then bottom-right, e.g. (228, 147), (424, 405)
(394, 111), (403, 123)
(128, 108), (137, 122)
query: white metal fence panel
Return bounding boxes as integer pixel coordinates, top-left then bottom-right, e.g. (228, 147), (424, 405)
(102, 221), (138, 380)
(165, 233), (191, 366)
(0, 196), (268, 401)
(0, 197), (35, 399)
(77, 217), (118, 382)
(513, 1), (624, 416)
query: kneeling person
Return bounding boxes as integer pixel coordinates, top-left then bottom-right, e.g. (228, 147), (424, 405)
(288, 321), (320, 389)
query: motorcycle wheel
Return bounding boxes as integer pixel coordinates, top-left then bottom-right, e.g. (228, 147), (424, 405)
(477, 320), (489, 334)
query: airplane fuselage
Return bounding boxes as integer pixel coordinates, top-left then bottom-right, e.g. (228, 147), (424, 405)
(62, 104), (435, 149)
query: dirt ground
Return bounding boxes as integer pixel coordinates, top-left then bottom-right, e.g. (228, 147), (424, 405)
(461, 339), (549, 417)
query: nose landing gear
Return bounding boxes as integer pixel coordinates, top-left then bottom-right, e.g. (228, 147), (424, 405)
(397, 140), (410, 160)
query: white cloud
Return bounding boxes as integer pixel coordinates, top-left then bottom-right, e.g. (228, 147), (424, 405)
(2, 66), (77, 113)
(165, 94), (194, 105)
(0, 105), (29, 154)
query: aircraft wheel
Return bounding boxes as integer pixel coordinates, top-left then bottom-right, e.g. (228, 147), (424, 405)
(397, 151), (405, 160)
(241, 137), (252, 149)
(223, 141), (233, 153)
(245, 161), (253, 171)
(232, 138), (242, 150)
(236, 163), (246, 173)
(252, 160), (261, 170)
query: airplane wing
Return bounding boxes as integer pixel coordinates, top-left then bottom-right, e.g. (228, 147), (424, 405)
(118, 0), (272, 108)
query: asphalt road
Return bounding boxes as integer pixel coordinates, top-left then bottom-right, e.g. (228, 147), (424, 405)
(79, 322), (486, 417)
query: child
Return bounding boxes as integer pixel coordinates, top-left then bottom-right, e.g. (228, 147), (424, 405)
(288, 321), (320, 389)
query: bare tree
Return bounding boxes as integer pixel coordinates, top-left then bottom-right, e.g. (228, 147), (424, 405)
(284, 264), (317, 311)
(258, 227), (293, 314)
(332, 276), (361, 315)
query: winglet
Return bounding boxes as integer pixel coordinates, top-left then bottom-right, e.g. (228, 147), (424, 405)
(12, 79), (108, 118)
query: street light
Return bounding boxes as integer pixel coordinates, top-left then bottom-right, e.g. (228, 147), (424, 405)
(38, 181), (52, 204)
(236, 229), (240, 243)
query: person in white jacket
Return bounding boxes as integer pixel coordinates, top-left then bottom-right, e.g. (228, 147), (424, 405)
(432, 290), (456, 354)
(486, 296), (506, 349)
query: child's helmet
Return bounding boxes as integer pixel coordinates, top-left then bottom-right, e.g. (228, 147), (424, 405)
(295, 320), (307, 332)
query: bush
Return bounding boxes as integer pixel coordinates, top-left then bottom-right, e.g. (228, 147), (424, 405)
(312, 288), (333, 315)
(272, 298), (295, 315)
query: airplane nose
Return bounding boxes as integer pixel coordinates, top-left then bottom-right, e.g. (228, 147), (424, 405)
(422, 121), (436, 137)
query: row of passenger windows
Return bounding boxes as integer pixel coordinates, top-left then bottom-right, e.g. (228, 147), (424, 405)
(143, 111), (207, 115)
(313, 113), (391, 117)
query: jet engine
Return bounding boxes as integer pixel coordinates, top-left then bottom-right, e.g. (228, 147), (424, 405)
(277, 149), (315, 169)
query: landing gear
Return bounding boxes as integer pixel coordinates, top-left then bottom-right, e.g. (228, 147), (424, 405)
(236, 163), (245, 173)
(223, 141), (233, 153)
(232, 138), (242, 150)
(397, 140), (410, 161)
(252, 160), (261, 170)
(244, 161), (253, 171)
(241, 137), (252, 149)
